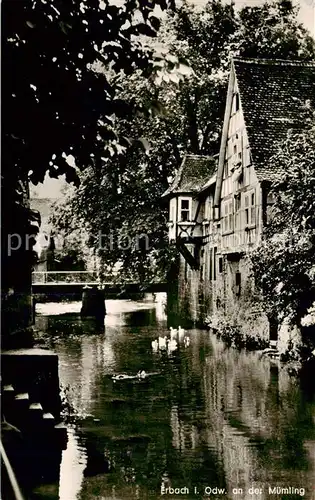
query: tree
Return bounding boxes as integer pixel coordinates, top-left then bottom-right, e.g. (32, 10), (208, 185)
(2, 0), (178, 184)
(250, 109), (315, 327)
(51, 0), (315, 282)
(236, 0), (315, 60)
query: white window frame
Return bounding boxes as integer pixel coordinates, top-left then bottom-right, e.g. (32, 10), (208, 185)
(179, 197), (191, 222)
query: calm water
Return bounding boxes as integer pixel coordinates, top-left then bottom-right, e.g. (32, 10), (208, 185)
(32, 296), (315, 500)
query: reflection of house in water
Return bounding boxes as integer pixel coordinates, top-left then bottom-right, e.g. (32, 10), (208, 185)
(51, 332), (115, 414)
(168, 333), (315, 499)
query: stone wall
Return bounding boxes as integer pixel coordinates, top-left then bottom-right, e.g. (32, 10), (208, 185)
(176, 250), (270, 346)
(177, 252), (213, 327)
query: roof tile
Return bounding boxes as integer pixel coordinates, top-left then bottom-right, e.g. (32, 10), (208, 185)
(233, 57), (315, 180)
(162, 155), (216, 197)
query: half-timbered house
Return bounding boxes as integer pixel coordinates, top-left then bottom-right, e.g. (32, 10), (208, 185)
(164, 57), (315, 345)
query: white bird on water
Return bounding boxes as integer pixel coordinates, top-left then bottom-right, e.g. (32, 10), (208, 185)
(137, 370), (147, 379)
(178, 326), (185, 339)
(151, 339), (159, 352)
(170, 327), (177, 339)
(167, 338), (178, 353)
(158, 336), (167, 349)
(112, 373), (132, 381)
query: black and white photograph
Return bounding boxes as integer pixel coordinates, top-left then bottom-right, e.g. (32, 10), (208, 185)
(1, 0), (315, 498)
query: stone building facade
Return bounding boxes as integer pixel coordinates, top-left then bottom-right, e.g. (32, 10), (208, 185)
(30, 197), (57, 273)
(163, 57), (315, 347)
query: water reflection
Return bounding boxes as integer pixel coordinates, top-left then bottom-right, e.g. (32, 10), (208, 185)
(59, 428), (87, 500)
(32, 296), (315, 500)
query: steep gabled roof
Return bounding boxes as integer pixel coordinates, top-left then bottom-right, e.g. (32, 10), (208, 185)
(234, 57), (315, 180)
(162, 154), (216, 197)
(214, 57), (315, 207)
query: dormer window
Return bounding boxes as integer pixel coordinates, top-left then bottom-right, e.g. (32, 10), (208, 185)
(180, 198), (191, 222)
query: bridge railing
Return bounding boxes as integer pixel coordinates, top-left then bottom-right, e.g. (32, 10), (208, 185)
(32, 271), (167, 286)
(32, 271), (111, 284)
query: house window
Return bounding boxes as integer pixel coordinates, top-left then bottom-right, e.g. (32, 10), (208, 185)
(251, 192), (256, 226)
(213, 247), (217, 281)
(233, 93), (240, 113)
(235, 194), (241, 230)
(244, 194), (249, 226)
(180, 198), (190, 222)
(224, 202), (229, 232)
(235, 93), (240, 112)
(235, 194), (241, 212)
(229, 201), (233, 231)
(205, 197), (213, 221)
(244, 146), (251, 167)
(223, 200), (234, 233)
(224, 161), (228, 179)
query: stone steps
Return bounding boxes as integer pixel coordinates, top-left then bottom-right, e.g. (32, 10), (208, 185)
(1, 382), (67, 450)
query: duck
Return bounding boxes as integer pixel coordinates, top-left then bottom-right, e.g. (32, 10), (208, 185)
(158, 336), (167, 349)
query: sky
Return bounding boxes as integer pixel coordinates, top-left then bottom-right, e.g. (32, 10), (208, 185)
(31, 0), (314, 199)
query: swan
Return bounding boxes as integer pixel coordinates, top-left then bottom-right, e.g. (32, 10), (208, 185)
(170, 327), (177, 339)
(167, 338), (178, 352)
(158, 336), (167, 349)
(178, 326), (185, 338)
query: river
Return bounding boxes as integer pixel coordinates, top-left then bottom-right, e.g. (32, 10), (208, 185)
(31, 295), (315, 500)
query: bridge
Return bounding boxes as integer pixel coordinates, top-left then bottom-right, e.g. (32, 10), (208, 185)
(32, 271), (168, 300)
